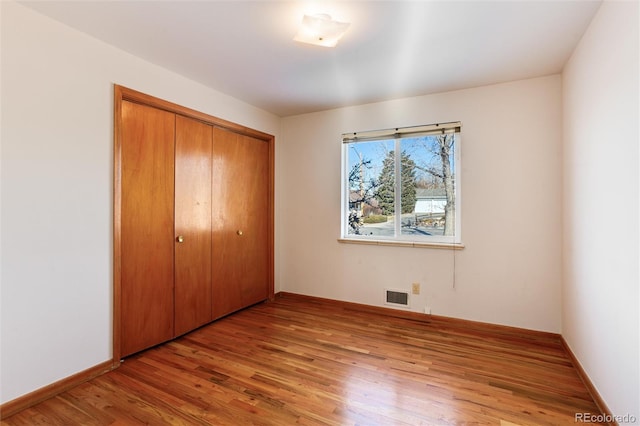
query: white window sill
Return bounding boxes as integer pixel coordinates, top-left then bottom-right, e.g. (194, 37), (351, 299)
(337, 238), (465, 250)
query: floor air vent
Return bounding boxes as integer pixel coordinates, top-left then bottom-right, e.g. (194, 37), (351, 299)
(385, 289), (409, 308)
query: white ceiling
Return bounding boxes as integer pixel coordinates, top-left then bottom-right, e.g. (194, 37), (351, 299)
(21, 1), (601, 117)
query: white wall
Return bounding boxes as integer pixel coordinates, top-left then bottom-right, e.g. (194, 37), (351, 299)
(562, 1), (639, 421)
(0, 1), (280, 404)
(280, 75), (563, 333)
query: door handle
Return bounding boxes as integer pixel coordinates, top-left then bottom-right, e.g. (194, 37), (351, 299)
(236, 230), (243, 236)
(177, 235), (185, 243)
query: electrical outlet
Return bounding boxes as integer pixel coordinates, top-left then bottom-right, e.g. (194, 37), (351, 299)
(411, 282), (420, 295)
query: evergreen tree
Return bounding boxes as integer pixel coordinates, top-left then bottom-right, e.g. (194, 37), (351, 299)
(375, 150), (417, 215)
(401, 152), (417, 214)
(376, 151), (395, 215)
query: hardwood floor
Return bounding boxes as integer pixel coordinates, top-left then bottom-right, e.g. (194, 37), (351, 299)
(2, 294), (604, 425)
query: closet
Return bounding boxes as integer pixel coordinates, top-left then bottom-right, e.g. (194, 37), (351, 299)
(115, 86), (274, 359)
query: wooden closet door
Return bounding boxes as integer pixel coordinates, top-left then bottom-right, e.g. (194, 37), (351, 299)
(174, 115), (213, 336)
(121, 101), (175, 357)
(238, 134), (270, 306)
(211, 128), (269, 319)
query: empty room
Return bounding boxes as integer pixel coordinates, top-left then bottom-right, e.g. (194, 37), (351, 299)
(0, 1), (638, 425)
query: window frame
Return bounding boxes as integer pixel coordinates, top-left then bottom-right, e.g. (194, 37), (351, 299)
(340, 122), (462, 247)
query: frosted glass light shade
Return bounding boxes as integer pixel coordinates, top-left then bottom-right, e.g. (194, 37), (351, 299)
(294, 14), (350, 47)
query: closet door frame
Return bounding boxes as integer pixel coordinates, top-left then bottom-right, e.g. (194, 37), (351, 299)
(113, 85), (275, 365)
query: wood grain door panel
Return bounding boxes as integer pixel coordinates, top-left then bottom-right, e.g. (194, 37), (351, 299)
(174, 115), (213, 336)
(211, 129), (244, 319)
(238, 134), (269, 306)
(120, 101), (175, 357)
(211, 129), (270, 319)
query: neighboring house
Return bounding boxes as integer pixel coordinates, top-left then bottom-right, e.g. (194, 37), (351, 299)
(351, 188), (446, 216)
(414, 188), (446, 214)
(349, 191), (381, 216)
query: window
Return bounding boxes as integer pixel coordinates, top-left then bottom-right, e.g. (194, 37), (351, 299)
(341, 122), (461, 246)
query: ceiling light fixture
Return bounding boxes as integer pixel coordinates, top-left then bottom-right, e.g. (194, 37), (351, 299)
(293, 14), (350, 48)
